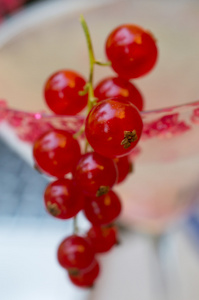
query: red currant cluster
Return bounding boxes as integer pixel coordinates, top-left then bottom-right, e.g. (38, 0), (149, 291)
(33, 16), (158, 288)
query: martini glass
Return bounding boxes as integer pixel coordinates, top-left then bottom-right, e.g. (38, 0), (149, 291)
(0, 0), (199, 299)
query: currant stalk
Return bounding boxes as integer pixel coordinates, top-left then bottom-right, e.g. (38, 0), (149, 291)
(79, 14), (110, 112)
(80, 14), (96, 112)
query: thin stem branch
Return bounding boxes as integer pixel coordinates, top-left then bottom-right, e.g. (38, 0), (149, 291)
(73, 216), (78, 234)
(80, 14), (95, 109)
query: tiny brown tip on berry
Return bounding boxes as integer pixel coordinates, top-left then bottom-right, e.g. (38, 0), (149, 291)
(68, 268), (80, 276)
(121, 130), (138, 149)
(46, 201), (61, 216)
(96, 186), (109, 197)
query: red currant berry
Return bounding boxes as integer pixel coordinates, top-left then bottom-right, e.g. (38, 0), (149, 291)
(105, 24), (158, 79)
(86, 225), (118, 253)
(94, 76), (144, 111)
(84, 190), (122, 226)
(44, 178), (84, 219)
(74, 152), (118, 197)
(44, 70), (88, 115)
(114, 156), (132, 184)
(33, 129), (81, 178)
(57, 235), (95, 270)
(68, 259), (100, 288)
(85, 98), (143, 158)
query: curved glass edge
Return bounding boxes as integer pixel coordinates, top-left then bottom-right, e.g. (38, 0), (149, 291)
(0, 98), (198, 118)
(0, 98), (199, 146)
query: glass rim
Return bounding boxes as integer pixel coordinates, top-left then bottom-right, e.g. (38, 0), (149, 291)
(1, 98), (199, 119)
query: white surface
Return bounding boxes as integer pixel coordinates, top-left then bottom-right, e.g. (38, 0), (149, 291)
(1, 219), (199, 300)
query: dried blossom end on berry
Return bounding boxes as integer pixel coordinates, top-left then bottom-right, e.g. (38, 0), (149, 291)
(121, 130), (138, 149)
(68, 268), (80, 276)
(46, 201), (61, 216)
(96, 186), (109, 197)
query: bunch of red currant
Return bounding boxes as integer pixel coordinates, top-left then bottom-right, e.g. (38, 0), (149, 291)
(33, 15), (158, 288)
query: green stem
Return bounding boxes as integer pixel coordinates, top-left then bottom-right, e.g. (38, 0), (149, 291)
(79, 15), (110, 152)
(73, 216), (78, 234)
(80, 15), (96, 111)
(95, 60), (111, 66)
(73, 125), (85, 139)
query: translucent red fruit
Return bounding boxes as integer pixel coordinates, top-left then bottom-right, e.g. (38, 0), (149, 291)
(105, 24), (158, 79)
(44, 70), (88, 115)
(85, 98), (143, 158)
(68, 259), (100, 288)
(87, 225), (118, 253)
(74, 152), (118, 197)
(94, 76), (144, 111)
(57, 235), (95, 270)
(44, 178), (84, 219)
(114, 156), (132, 184)
(33, 129), (81, 178)
(84, 190), (122, 226)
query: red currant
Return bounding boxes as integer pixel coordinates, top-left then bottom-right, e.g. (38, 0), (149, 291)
(94, 76), (144, 111)
(57, 235), (95, 269)
(84, 190), (122, 226)
(74, 152), (118, 197)
(105, 24), (158, 79)
(33, 129), (81, 178)
(68, 259), (100, 288)
(44, 178), (84, 219)
(44, 70), (88, 115)
(114, 156), (132, 184)
(85, 98), (143, 158)
(86, 225), (118, 253)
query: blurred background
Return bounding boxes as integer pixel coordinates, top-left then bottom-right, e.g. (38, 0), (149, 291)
(0, 0), (38, 19)
(1, 0), (199, 300)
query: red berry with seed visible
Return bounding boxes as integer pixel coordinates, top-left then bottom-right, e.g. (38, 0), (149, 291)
(33, 129), (81, 178)
(74, 152), (118, 197)
(84, 190), (122, 226)
(114, 156), (132, 184)
(68, 259), (100, 288)
(44, 70), (88, 115)
(57, 235), (95, 269)
(87, 225), (118, 253)
(44, 178), (84, 219)
(105, 24), (158, 79)
(94, 76), (144, 111)
(85, 98), (143, 158)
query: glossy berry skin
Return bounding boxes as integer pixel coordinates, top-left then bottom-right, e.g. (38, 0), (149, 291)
(57, 235), (95, 270)
(105, 24), (158, 79)
(94, 76), (144, 111)
(87, 225), (118, 253)
(114, 156), (132, 184)
(68, 259), (100, 288)
(85, 98), (143, 158)
(84, 190), (122, 226)
(33, 129), (81, 178)
(44, 178), (84, 219)
(74, 152), (118, 197)
(44, 70), (88, 115)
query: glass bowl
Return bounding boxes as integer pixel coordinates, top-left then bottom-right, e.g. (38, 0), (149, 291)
(1, 0), (199, 232)
(1, 0), (199, 299)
